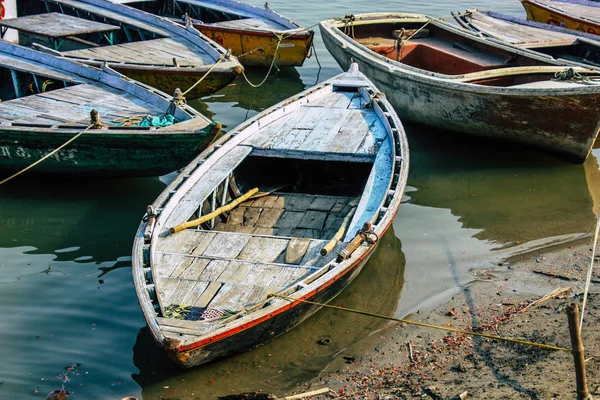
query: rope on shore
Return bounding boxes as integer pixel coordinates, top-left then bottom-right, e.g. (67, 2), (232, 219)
(268, 293), (572, 353)
(580, 214), (600, 328)
(0, 123), (94, 186)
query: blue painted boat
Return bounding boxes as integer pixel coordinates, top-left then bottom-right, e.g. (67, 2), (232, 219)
(10, 0), (243, 98)
(131, 63), (409, 367)
(0, 40), (221, 178)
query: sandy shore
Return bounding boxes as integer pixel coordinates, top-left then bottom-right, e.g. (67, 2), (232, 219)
(299, 238), (600, 399)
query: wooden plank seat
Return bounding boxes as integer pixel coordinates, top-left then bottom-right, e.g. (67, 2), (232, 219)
(0, 83), (167, 126)
(0, 13), (120, 39)
(62, 38), (210, 65)
(242, 104), (387, 161)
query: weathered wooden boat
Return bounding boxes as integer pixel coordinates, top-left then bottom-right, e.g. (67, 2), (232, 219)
(112, 0), (314, 67)
(10, 0), (243, 99)
(320, 12), (600, 163)
(521, 0), (600, 35)
(453, 10), (600, 68)
(131, 63), (409, 367)
(0, 40), (221, 177)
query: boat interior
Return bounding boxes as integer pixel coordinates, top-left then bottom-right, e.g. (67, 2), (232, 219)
(150, 85), (395, 329)
(0, 54), (170, 127)
(459, 12), (600, 67)
(344, 19), (577, 87)
(122, 0), (290, 31)
(12, 1), (212, 65)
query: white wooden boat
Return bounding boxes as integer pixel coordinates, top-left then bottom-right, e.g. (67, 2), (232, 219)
(320, 12), (600, 163)
(453, 10), (600, 68)
(131, 63), (409, 367)
(0, 40), (219, 177)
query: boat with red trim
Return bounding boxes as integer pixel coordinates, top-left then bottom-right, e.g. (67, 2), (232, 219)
(131, 63), (409, 367)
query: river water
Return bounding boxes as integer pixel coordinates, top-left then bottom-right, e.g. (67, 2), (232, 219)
(1, 1), (599, 399)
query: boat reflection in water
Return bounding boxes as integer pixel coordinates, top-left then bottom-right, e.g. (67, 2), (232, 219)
(132, 228), (405, 398)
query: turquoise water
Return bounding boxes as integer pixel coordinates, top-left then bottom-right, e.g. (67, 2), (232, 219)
(1, 1), (599, 399)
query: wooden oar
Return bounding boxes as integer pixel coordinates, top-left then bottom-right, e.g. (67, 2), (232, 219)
(320, 206), (356, 256)
(169, 184), (288, 234)
(170, 187), (258, 234)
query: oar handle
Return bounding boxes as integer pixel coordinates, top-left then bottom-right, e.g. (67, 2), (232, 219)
(169, 187), (259, 234)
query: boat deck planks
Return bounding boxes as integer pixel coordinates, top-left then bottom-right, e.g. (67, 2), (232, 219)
(462, 11), (580, 46)
(534, 0), (600, 21)
(0, 83), (166, 125)
(212, 192), (355, 239)
(210, 17), (288, 32)
(243, 101), (385, 159)
(46, 0), (169, 37)
(63, 38), (210, 65)
(0, 12), (120, 38)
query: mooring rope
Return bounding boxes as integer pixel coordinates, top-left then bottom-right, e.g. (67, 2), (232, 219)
(0, 123), (95, 186)
(240, 34), (282, 88)
(580, 214), (600, 328)
(182, 54), (226, 97)
(268, 293), (572, 352)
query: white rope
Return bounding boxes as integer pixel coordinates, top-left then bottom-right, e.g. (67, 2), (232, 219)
(580, 213), (600, 328)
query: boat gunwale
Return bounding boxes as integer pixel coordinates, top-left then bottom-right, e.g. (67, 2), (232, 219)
(132, 68), (409, 356)
(319, 12), (600, 95)
(522, 0), (600, 25)
(173, 0), (302, 31)
(195, 22), (314, 39)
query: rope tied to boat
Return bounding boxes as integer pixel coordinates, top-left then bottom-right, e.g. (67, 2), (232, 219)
(181, 51), (229, 97)
(267, 293), (572, 353)
(395, 28), (405, 61)
(343, 14), (356, 39)
(240, 33), (282, 88)
(167, 88), (186, 115)
(553, 67), (596, 85)
(337, 222), (379, 262)
(90, 109), (104, 129)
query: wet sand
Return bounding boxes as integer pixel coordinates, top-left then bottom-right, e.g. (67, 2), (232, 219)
(300, 238), (600, 399)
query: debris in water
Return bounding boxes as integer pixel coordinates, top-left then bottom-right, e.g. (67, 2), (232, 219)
(317, 338), (331, 345)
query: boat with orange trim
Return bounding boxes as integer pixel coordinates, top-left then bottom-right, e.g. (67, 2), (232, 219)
(521, 0), (600, 35)
(112, 0), (314, 67)
(131, 63), (409, 367)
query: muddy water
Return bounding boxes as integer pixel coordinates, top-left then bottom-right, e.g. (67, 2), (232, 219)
(1, 0), (599, 399)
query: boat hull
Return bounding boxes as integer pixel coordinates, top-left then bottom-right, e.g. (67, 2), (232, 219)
(320, 23), (600, 163)
(112, 65), (242, 99)
(165, 243), (376, 367)
(0, 128), (213, 177)
(522, 0), (600, 34)
(197, 25), (314, 67)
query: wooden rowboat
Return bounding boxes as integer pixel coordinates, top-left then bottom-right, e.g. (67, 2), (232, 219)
(131, 63), (409, 367)
(113, 0), (314, 67)
(11, 0), (243, 99)
(0, 40), (221, 177)
(453, 10), (600, 68)
(521, 0), (600, 35)
(320, 12), (600, 163)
